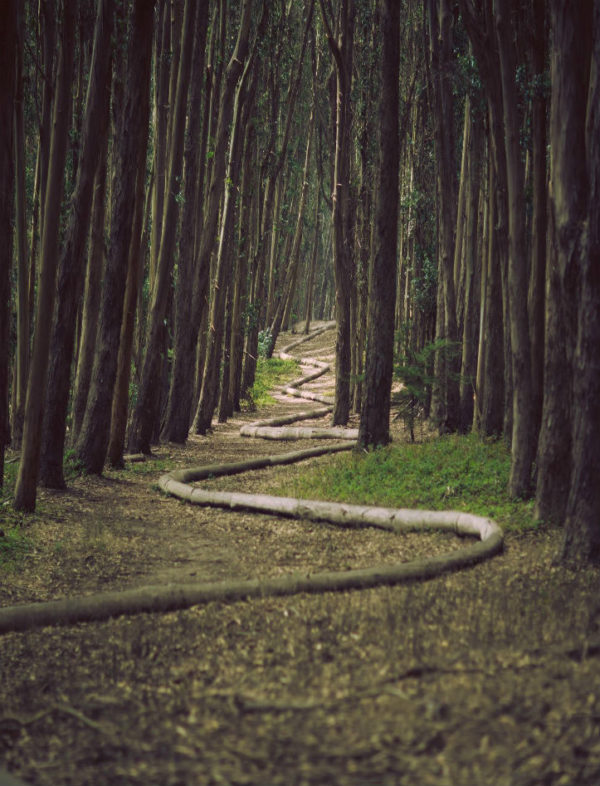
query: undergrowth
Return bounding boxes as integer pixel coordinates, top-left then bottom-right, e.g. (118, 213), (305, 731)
(284, 433), (541, 533)
(246, 357), (299, 407)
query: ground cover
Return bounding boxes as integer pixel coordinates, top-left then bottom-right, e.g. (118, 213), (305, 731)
(1, 327), (600, 786)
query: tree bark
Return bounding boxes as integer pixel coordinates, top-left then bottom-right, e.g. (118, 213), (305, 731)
(128, 0), (198, 454)
(0, 0), (17, 487)
(358, 0), (400, 449)
(75, 0), (154, 474)
(39, 0), (114, 488)
(559, 0), (599, 564)
(495, 0), (536, 498)
(14, 0), (76, 511)
(536, 0), (591, 524)
(161, 0), (210, 443)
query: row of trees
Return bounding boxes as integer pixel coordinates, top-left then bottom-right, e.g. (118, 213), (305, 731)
(0, 0), (598, 564)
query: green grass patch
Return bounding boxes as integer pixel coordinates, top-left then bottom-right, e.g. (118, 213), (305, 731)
(0, 524), (32, 568)
(282, 433), (541, 533)
(246, 357), (299, 407)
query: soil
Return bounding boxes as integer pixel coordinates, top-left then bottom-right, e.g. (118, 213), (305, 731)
(2, 325), (600, 786)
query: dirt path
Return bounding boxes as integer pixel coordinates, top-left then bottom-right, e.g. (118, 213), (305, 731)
(2, 325), (600, 786)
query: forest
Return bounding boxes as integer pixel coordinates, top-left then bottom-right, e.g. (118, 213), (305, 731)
(0, 0), (599, 560)
(2, 1), (600, 784)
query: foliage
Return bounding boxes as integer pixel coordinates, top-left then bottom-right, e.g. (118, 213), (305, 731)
(245, 357), (298, 408)
(0, 524), (32, 568)
(392, 338), (460, 441)
(283, 433), (541, 533)
(257, 328), (274, 358)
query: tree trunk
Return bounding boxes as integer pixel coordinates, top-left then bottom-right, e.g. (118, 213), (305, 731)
(161, 0), (209, 443)
(559, 0), (599, 564)
(193, 10), (254, 434)
(14, 0), (76, 511)
(537, 0), (592, 526)
(495, 0), (536, 498)
(75, 0), (154, 474)
(0, 0), (17, 487)
(71, 149), (109, 444)
(40, 0), (114, 488)
(358, 0), (399, 449)
(12, 1), (28, 449)
(427, 0), (460, 434)
(128, 0), (198, 454)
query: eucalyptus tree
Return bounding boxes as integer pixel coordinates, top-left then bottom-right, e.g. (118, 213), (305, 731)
(39, 0), (114, 488)
(0, 0), (17, 487)
(358, 0), (400, 448)
(14, 0), (76, 511)
(75, 0), (155, 474)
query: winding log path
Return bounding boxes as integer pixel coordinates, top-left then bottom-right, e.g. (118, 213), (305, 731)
(0, 323), (503, 634)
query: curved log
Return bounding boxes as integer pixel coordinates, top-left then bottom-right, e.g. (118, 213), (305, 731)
(0, 323), (504, 634)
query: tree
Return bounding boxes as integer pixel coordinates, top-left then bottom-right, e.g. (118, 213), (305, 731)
(14, 0), (76, 511)
(40, 0), (114, 488)
(0, 0), (17, 488)
(128, 0), (199, 454)
(75, 0), (154, 474)
(319, 0), (355, 426)
(358, 0), (400, 449)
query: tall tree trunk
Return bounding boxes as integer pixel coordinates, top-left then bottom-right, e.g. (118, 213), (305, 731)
(427, 0), (460, 434)
(71, 149), (109, 444)
(14, 0), (76, 511)
(528, 0), (547, 444)
(358, 0), (399, 449)
(40, 0), (114, 488)
(128, 0), (198, 454)
(0, 0), (17, 487)
(193, 10), (255, 434)
(536, 0), (591, 524)
(496, 0), (536, 498)
(560, 0), (599, 564)
(161, 0), (209, 443)
(12, 1), (29, 449)
(320, 0), (355, 426)
(75, 0), (154, 474)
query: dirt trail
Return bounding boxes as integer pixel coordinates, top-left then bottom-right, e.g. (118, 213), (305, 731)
(2, 325), (600, 786)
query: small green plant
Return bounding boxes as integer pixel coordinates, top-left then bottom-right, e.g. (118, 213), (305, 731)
(0, 525), (32, 569)
(393, 338), (461, 441)
(257, 328), (274, 358)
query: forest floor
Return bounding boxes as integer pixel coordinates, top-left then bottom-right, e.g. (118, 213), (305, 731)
(2, 325), (600, 786)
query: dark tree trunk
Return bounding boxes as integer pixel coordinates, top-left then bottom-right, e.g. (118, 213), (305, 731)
(75, 0), (154, 474)
(0, 0), (17, 487)
(560, 1), (600, 563)
(128, 0), (198, 454)
(536, 0), (591, 524)
(40, 0), (114, 488)
(358, 0), (400, 449)
(14, 0), (76, 511)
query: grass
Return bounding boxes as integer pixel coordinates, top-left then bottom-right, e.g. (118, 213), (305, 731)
(281, 433), (541, 533)
(246, 356), (299, 407)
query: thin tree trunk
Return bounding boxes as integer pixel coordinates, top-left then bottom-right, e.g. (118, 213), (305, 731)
(14, 0), (76, 511)
(193, 11), (255, 434)
(71, 149), (109, 444)
(161, 0), (209, 443)
(75, 0), (154, 474)
(128, 0), (198, 454)
(12, 1), (29, 449)
(40, 0), (114, 488)
(496, 0), (536, 498)
(0, 0), (17, 487)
